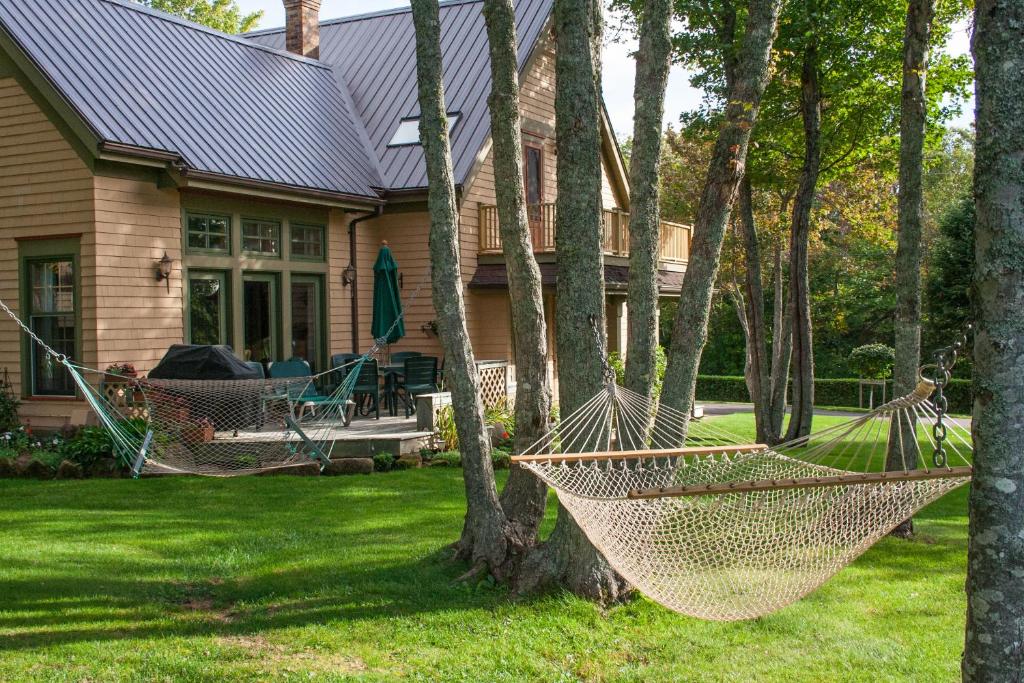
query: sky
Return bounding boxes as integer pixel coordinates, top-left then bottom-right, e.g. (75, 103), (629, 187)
(235, 0), (974, 136)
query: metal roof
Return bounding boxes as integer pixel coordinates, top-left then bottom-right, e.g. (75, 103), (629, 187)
(0, 0), (384, 201)
(246, 0), (554, 191)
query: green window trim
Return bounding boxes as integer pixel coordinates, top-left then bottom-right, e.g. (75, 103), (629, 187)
(241, 219), (282, 258)
(185, 212), (232, 254)
(18, 237), (82, 399)
(290, 223), (326, 261)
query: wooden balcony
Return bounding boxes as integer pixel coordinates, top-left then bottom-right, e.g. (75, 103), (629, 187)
(479, 203), (690, 263)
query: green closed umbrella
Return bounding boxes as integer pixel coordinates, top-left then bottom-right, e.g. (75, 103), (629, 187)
(371, 243), (405, 345)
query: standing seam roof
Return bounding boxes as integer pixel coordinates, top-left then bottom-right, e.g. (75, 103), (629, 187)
(0, 0), (383, 199)
(245, 0), (554, 192)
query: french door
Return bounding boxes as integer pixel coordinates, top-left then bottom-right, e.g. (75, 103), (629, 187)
(242, 273), (279, 364)
(290, 275), (324, 371)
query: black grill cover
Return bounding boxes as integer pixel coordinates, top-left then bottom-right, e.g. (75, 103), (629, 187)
(147, 345), (260, 380)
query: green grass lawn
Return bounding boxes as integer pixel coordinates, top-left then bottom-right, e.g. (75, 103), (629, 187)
(0, 415), (969, 682)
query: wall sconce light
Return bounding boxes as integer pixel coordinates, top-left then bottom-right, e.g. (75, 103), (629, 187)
(342, 263), (357, 287)
(155, 252), (173, 292)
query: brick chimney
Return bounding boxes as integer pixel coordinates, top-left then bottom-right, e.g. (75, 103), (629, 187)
(283, 0), (321, 59)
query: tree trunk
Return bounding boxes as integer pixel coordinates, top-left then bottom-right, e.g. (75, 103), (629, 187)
(736, 176), (773, 442)
(783, 17), (820, 443)
(410, 0), (513, 579)
(515, 0), (629, 602)
(768, 238), (792, 440)
(656, 0), (783, 439)
(886, 0), (936, 540)
(962, 0), (1024, 678)
(623, 0), (672, 401)
(482, 0), (552, 548)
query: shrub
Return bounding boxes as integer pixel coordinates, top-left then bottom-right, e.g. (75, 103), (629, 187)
(433, 450), (462, 467)
(491, 448), (510, 470)
(60, 426), (114, 468)
(484, 396), (516, 443)
(608, 346), (668, 398)
(0, 369), (19, 433)
(848, 344), (895, 379)
(373, 452), (396, 472)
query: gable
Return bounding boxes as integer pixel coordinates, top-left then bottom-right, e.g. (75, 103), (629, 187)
(246, 0), (554, 192)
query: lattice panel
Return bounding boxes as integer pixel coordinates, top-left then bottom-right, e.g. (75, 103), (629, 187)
(101, 380), (149, 420)
(477, 362), (509, 409)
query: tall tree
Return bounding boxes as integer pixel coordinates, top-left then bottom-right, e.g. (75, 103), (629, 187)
(410, 0), (512, 579)
(623, 0), (673, 401)
(517, 0), (629, 602)
(782, 0), (820, 441)
(962, 0), (1024, 678)
(141, 0), (262, 33)
(885, 0), (936, 538)
(482, 0), (553, 545)
(656, 0), (784, 434)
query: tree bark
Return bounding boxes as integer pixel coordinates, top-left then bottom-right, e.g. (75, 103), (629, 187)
(736, 176), (773, 442)
(656, 0), (783, 438)
(623, 0), (673, 401)
(482, 0), (552, 548)
(515, 0), (629, 603)
(962, 0), (1024, 678)
(410, 0), (513, 579)
(886, 0), (936, 539)
(783, 13), (820, 443)
(768, 237), (792, 439)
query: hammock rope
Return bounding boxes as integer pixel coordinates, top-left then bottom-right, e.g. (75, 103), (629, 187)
(512, 352), (973, 620)
(0, 267), (433, 477)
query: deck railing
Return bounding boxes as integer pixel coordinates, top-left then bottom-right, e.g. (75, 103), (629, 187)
(479, 203), (690, 263)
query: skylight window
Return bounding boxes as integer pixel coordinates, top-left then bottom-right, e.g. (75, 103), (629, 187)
(387, 113), (461, 147)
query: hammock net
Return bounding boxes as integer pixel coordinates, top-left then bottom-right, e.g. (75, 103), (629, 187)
(514, 382), (972, 621)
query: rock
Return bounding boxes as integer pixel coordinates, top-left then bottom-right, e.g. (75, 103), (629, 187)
(55, 460), (84, 480)
(19, 459), (53, 480)
(0, 458), (16, 478)
(88, 458), (124, 479)
(395, 454), (422, 470)
(323, 458), (374, 476)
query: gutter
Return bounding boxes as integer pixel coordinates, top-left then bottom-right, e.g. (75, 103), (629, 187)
(348, 207), (383, 353)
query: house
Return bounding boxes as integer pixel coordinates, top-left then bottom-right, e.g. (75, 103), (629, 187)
(0, 0), (691, 429)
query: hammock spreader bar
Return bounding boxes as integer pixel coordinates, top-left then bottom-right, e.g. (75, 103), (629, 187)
(511, 443), (768, 464)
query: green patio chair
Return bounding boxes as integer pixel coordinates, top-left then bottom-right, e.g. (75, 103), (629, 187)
(399, 356), (438, 418)
(352, 358), (382, 420)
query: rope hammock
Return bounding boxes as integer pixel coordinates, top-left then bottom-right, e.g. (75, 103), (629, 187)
(0, 269), (431, 478)
(512, 332), (973, 621)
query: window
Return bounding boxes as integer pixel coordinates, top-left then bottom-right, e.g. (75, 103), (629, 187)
(25, 258), (77, 396)
(242, 219), (281, 256)
(291, 223), (325, 260)
(290, 276), (324, 371)
(187, 271), (229, 346)
(187, 213), (230, 253)
(387, 112), (461, 147)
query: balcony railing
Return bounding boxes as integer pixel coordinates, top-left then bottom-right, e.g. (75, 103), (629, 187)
(479, 203), (690, 263)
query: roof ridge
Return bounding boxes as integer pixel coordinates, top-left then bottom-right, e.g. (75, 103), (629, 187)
(244, 0), (484, 37)
(96, 0), (332, 69)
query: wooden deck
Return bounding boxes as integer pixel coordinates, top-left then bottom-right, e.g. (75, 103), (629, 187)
(214, 414), (433, 458)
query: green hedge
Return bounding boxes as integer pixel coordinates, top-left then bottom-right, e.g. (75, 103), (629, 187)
(696, 375), (971, 414)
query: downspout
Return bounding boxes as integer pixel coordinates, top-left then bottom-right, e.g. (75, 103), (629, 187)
(348, 207), (382, 353)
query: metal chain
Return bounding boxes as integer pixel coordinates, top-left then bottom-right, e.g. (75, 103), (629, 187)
(0, 297), (68, 364)
(929, 323), (972, 468)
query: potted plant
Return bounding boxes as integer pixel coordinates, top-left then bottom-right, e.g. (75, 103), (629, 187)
(181, 417), (215, 445)
(104, 362), (137, 381)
